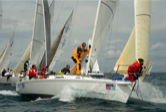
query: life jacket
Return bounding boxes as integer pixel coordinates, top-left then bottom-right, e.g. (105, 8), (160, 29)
(58, 68), (70, 75)
(42, 66), (47, 71)
(29, 68), (36, 78)
(72, 45), (90, 60)
(128, 59), (141, 74)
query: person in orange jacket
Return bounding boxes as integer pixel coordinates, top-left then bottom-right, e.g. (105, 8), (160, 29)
(125, 58), (144, 82)
(71, 42), (91, 75)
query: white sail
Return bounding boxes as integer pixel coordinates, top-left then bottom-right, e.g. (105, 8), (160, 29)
(114, 28), (135, 75)
(49, 11), (73, 71)
(0, 0), (2, 32)
(14, 42), (31, 74)
(92, 60), (100, 72)
(29, 0), (45, 68)
(134, 0), (151, 80)
(85, 0), (119, 75)
(49, 0), (55, 22)
(0, 32), (14, 72)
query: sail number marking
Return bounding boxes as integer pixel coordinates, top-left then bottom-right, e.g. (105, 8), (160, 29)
(18, 83), (25, 89)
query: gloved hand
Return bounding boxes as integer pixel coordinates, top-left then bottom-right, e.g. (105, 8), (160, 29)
(89, 45), (91, 48)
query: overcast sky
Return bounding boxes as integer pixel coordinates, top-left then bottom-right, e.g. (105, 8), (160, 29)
(0, 0), (166, 73)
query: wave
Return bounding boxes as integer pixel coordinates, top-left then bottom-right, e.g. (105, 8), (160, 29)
(0, 90), (19, 96)
(131, 79), (166, 104)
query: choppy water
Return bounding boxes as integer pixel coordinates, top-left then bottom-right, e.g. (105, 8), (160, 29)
(0, 73), (166, 112)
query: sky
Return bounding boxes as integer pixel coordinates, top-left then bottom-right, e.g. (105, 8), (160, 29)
(0, 0), (166, 73)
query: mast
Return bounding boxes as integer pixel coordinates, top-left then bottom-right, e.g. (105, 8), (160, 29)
(85, 0), (101, 75)
(42, 0), (51, 68)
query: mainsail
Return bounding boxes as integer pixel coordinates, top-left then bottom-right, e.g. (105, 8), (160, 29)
(85, 0), (119, 75)
(135, 0), (151, 80)
(29, 0), (46, 68)
(0, 32), (14, 72)
(114, 28), (135, 75)
(49, 11), (73, 71)
(0, 0), (2, 32)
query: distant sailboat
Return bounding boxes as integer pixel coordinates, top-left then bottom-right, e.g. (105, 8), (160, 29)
(14, 0), (55, 74)
(0, 32), (14, 72)
(0, 32), (16, 84)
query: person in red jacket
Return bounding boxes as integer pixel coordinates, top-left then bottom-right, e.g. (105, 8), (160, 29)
(29, 65), (38, 80)
(125, 58), (144, 82)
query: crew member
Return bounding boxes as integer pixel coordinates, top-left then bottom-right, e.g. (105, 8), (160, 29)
(1, 69), (6, 77)
(59, 64), (70, 75)
(24, 60), (29, 72)
(42, 66), (48, 72)
(125, 58), (144, 82)
(71, 42), (91, 75)
(29, 65), (37, 80)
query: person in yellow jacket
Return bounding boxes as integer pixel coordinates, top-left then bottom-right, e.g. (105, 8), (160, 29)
(71, 42), (91, 75)
(58, 65), (70, 75)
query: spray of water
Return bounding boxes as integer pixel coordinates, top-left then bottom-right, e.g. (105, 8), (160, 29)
(0, 90), (19, 96)
(131, 80), (166, 103)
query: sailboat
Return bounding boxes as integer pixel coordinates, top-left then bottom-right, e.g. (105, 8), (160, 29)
(16, 0), (152, 103)
(14, 0), (55, 75)
(0, 0), (54, 85)
(0, 32), (15, 84)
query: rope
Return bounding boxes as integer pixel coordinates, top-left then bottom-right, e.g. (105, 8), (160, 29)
(104, 1), (120, 77)
(65, 0), (79, 59)
(104, 25), (113, 72)
(51, 0), (65, 36)
(113, 0), (120, 66)
(102, 69), (114, 78)
(134, 80), (143, 104)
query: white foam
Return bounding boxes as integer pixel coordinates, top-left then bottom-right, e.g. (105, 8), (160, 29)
(0, 90), (19, 96)
(131, 80), (166, 103)
(31, 95), (59, 102)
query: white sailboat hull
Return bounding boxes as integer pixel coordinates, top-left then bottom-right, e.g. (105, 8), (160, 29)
(16, 75), (134, 103)
(0, 76), (20, 85)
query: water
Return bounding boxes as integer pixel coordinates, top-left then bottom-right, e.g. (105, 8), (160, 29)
(0, 73), (166, 112)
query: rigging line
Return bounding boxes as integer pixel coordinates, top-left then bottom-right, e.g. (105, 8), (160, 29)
(51, 0), (65, 36)
(80, 5), (95, 40)
(113, 0), (120, 67)
(15, 0), (29, 63)
(104, 24), (113, 72)
(16, 0), (30, 63)
(65, 0), (79, 60)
